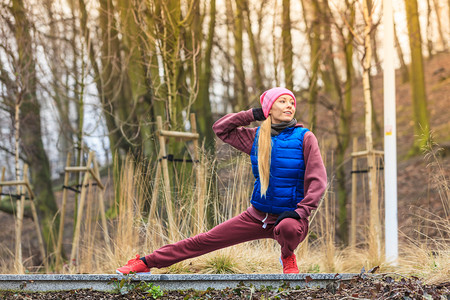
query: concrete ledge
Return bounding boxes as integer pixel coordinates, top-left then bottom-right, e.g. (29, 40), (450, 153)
(0, 273), (358, 292)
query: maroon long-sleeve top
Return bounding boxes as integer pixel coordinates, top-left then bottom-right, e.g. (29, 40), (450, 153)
(212, 109), (327, 224)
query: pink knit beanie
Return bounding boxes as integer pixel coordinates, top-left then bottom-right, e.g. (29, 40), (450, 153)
(259, 87), (296, 118)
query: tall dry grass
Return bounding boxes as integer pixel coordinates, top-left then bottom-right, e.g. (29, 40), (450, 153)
(394, 134), (450, 284)
(1, 139), (447, 283)
(65, 141), (450, 282)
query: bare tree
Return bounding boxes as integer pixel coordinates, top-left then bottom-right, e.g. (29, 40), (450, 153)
(300, 0), (321, 130)
(432, 0), (447, 51)
(0, 0), (61, 259)
(404, 0), (431, 154)
(194, 0), (217, 149)
(426, 0), (434, 58)
(394, 21), (409, 83)
(243, 0), (264, 93)
(281, 0), (294, 91)
(233, 0), (247, 110)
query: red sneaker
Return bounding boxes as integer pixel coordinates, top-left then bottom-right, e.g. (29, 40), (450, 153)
(280, 254), (299, 274)
(116, 254), (151, 274)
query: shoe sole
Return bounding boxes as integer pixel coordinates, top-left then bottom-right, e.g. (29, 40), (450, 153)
(116, 270), (151, 275)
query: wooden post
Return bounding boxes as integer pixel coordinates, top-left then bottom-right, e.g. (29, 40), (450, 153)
(56, 153), (72, 270)
(51, 150), (109, 272)
(70, 151), (93, 271)
(93, 154), (111, 253)
(368, 150), (381, 257)
(157, 116), (176, 241)
(29, 198), (48, 272)
(149, 114), (201, 242)
(350, 138), (358, 249)
(324, 176), (330, 262)
(14, 165), (27, 274)
(22, 164), (48, 273)
(1, 165), (48, 273)
(362, 0), (381, 259)
(190, 113), (205, 234)
(14, 196), (25, 273)
(0, 167), (5, 194)
(146, 159), (161, 246)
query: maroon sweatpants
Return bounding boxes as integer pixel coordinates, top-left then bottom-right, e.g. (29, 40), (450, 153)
(145, 210), (309, 268)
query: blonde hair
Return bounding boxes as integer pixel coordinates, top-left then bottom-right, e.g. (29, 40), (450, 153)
(258, 116), (272, 196)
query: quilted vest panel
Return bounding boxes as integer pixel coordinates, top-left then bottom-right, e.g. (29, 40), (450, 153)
(250, 126), (309, 214)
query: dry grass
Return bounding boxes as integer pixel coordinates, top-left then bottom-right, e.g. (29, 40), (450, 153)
(1, 142), (448, 284)
(68, 143), (450, 283)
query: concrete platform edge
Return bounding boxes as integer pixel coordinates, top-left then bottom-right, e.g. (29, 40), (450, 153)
(0, 273), (359, 292)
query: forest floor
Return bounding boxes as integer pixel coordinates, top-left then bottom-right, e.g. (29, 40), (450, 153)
(1, 273), (450, 299)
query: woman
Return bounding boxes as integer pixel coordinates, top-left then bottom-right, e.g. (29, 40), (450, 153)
(117, 87), (327, 274)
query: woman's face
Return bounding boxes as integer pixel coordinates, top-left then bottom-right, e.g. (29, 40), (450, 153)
(270, 95), (295, 124)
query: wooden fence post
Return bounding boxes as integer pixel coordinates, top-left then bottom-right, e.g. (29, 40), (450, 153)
(351, 138), (358, 249)
(70, 152), (93, 271)
(56, 153), (72, 270)
(157, 116), (176, 241)
(1, 165), (48, 273)
(93, 155), (111, 253)
(14, 165), (26, 274)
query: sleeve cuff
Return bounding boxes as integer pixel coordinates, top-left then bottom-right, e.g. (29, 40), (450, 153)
(295, 208), (308, 220)
(252, 108), (266, 121)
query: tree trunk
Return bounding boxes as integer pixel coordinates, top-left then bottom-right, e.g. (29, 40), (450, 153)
(155, 0), (189, 137)
(98, 0), (133, 155)
(366, 0), (381, 74)
(74, 46), (85, 228)
(363, 0), (381, 144)
(362, 0), (381, 259)
(11, 0), (59, 259)
(404, 0), (431, 153)
(320, 0), (342, 104)
(426, 0), (434, 58)
(309, 0), (321, 130)
(282, 0), (294, 91)
(432, 0), (447, 51)
(272, 0), (280, 86)
(78, 0), (135, 158)
(243, 0), (264, 93)
(394, 22), (409, 83)
(139, 1), (166, 155)
(43, 0), (74, 169)
(448, 0), (450, 45)
(195, 0), (216, 150)
(224, 0), (234, 109)
(183, 0), (202, 124)
(116, 0), (152, 156)
(370, 28), (381, 75)
(233, 0), (247, 110)
(336, 0), (356, 245)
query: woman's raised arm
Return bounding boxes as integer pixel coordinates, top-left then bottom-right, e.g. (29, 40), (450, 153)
(212, 109), (262, 155)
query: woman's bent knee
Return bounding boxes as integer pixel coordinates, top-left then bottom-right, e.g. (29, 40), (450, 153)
(274, 218), (308, 240)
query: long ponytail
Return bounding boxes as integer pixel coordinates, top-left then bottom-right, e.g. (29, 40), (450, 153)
(258, 116), (272, 197)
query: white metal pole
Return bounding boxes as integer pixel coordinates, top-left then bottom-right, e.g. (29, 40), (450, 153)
(383, 0), (398, 264)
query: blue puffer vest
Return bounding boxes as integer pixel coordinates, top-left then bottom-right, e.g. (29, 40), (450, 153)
(250, 126), (309, 214)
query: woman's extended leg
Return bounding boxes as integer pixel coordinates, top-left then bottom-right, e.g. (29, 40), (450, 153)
(145, 210), (273, 268)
